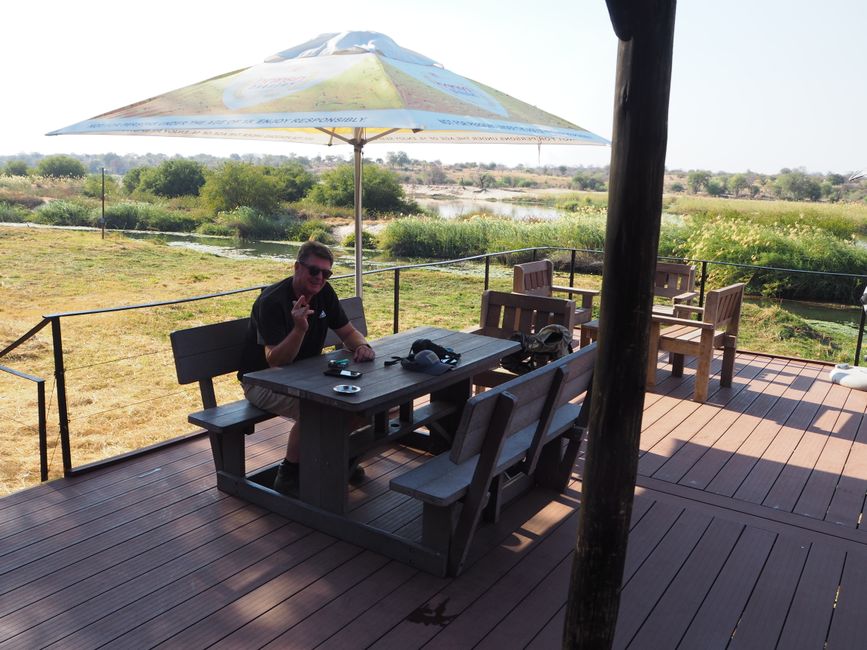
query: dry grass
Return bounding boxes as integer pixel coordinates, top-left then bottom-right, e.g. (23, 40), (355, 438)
(0, 227), (507, 495)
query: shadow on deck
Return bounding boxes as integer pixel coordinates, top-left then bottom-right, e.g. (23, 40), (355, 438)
(2, 351), (866, 649)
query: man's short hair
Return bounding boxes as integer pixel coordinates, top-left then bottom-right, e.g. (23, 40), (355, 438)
(296, 240), (333, 265)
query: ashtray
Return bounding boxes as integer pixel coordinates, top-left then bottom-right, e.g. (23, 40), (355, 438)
(333, 384), (361, 394)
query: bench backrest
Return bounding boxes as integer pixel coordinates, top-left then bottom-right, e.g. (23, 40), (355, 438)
(701, 283), (745, 336)
(170, 296), (367, 408)
(449, 343), (597, 465)
(479, 290), (575, 340)
(512, 259), (555, 297)
(654, 262), (696, 301)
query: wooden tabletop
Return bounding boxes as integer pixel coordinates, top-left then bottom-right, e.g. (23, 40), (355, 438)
(242, 326), (521, 415)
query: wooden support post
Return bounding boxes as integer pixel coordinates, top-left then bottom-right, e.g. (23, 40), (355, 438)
(564, 1), (677, 647)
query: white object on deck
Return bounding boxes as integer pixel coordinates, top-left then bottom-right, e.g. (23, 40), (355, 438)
(829, 363), (867, 390)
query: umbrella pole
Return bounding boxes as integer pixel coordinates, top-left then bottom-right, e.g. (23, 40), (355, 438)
(353, 134), (364, 299)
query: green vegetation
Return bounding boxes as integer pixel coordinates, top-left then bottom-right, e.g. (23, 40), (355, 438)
(35, 155), (87, 179)
(1, 227), (860, 495)
(306, 163), (417, 214)
(136, 159), (207, 198)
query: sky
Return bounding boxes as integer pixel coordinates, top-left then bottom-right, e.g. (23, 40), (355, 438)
(2, 0), (864, 175)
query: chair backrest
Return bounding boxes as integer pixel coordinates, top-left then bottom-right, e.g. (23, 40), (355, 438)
(702, 283), (745, 335)
(513, 259), (554, 297)
(449, 359), (559, 464)
(479, 290), (575, 339)
(653, 262), (696, 301)
(323, 295), (368, 348)
(448, 343), (597, 465)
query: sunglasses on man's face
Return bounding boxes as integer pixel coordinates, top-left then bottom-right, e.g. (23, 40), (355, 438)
(299, 261), (333, 279)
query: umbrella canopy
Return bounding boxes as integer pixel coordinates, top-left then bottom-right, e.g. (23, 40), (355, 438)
(50, 31), (608, 296)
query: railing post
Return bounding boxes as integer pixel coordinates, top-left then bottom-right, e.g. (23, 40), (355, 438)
(49, 317), (72, 476)
(393, 268), (400, 333)
(699, 261), (708, 307)
(855, 307), (866, 366)
(37, 380), (47, 481)
(570, 249), (577, 288)
(484, 255), (491, 291)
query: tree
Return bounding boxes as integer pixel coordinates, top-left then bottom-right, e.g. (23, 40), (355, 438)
(82, 173), (120, 198)
(137, 159), (206, 198)
(35, 155), (87, 179)
(4, 160), (29, 176)
(123, 167), (146, 193)
(386, 151), (410, 168)
(686, 170), (710, 193)
(773, 170), (822, 201)
(307, 163), (412, 213)
(269, 162), (316, 202)
(200, 162), (280, 215)
(728, 173), (748, 197)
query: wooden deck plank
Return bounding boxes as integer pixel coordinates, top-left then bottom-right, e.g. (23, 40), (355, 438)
(826, 549), (867, 648)
(733, 371), (833, 504)
(676, 525), (776, 648)
(676, 359), (807, 491)
(824, 390), (867, 527)
(612, 508), (714, 648)
(2, 352), (866, 650)
(649, 356), (786, 483)
(704, 364), (822, 497)
(795, 388), (867, 521)
(763, 381), (851, 512)
(623, 517), (745, 649)
(639, 354), (773, 478)
(775, 542), (844, 650)
(261, 560), (419, 649)
(151, 541), (365, 649)
(727, 534), (811, 649)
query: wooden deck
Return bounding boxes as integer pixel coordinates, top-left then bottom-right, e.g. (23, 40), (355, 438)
(3, 351), (867, 649)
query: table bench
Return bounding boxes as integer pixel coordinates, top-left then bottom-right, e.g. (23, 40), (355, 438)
(390, 342), (596, 575)
(169, 296), (367, 476)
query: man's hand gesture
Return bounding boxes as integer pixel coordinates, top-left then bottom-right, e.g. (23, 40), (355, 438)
(291, 295), (313, 333)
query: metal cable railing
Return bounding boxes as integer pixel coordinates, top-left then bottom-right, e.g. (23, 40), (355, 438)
(2, 245), (866, 485)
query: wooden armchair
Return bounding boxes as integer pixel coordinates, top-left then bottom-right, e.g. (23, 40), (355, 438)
(652, 262), (698, 316)
(513, 259), (599, 328)
(647, 283), (745, 402)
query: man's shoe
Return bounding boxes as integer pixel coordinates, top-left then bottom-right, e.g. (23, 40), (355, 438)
(273, 460), (299, 497)
(348, 458), (365, 485)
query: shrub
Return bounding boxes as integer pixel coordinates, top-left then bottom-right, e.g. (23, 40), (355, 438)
(285, 217), (335, 244)
(214, 206), (294, 240)
(307, 163), (415, 214)
(138, 159), (206, 198)
(4, 161), (29, 177)
(82, 173), (120, 198)
(0, 202), (29, 222)
(200, 162), (280, 215)
(35, 155), (87, 179)
(123, 167), (145, 193)
(102, 202), (198, 231)
(342, 229), (378, 250)
(269, 162), (316, 202)
(680, 216), (867, 301)
(33, 200), (93, 226)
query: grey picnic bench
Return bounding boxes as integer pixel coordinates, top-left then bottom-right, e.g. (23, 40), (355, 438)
(390, 342), (596, 576)
(169, 296), (367, 476)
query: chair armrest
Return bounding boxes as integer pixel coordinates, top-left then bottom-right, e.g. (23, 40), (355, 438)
(673, 304), (704, 319)
(672, 290), (698, 304)
(462, 325), (484, 334)
(652, 314), (714, 330)
(551, 285), (600, 298)
(551, 285), (599, 309)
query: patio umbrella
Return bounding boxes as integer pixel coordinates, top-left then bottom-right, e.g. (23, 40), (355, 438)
(49, 31), (608, 298)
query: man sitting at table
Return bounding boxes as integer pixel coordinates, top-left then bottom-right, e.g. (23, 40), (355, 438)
(239, 240), (376, 496)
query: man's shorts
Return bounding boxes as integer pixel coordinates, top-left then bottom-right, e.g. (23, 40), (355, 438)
(242, 381), (299, 420)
